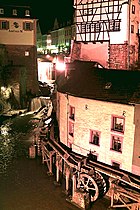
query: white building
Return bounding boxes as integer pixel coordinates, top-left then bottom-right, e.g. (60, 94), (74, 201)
(56, 60), (140, 176)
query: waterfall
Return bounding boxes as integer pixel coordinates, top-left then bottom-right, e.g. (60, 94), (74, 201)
(30, 97), (52, 112)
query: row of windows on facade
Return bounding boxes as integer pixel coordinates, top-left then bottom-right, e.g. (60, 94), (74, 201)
(79, 21), (134, 34)
(51, 30), (72, 38)
(68, 105), (124, 154)
(78, 4), (135, 15)
(77, 1), (136, 34)
(0, 8), (30, 16)
(78, 20), (121, 33)
(0, 20), (33, 31)
(55, 29), (72, 36)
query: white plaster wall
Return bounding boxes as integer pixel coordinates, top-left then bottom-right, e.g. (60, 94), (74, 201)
(80, 42), (109, 68)
(58, 93), (68, 146)
(0, 18), (36, 45)
(110, 4), (128, 44)
(58, 92), (136, 173)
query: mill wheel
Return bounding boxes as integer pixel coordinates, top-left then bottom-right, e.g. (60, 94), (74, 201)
(94, 171), (109, 198)
(77, 173), (99, 202)
(77, 171), (108, 202)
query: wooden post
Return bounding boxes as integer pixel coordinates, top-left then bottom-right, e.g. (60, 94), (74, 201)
(65, 167), (70, 193)
(72, 174), (77, 197)
(56, 155), (60, 183)
(110, 183), (115, 207)
(49, 151), (53, 175)
(41, 146), (45, 164)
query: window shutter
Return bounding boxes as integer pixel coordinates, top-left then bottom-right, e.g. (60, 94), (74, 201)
(6, 21), (9, 29)
(23, 22), (25, 30)
(0, 20), (2, 29)
(30, 22), (33, 30)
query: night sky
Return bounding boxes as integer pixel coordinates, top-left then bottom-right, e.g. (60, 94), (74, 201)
(1, 0), (74, 34)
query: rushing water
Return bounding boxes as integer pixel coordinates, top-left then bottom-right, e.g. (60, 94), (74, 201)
(0, 113), (34, 174)
(0, 113), (111, 210)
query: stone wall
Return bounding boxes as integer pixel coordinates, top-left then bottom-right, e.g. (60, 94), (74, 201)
(5, 44), (39, 94)
(70, 41), (81, 62)
(109, 43), (128, 69)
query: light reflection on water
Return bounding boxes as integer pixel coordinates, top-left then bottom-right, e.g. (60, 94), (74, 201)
(0, 114), (34, 175)
(0, 115), (111, 210)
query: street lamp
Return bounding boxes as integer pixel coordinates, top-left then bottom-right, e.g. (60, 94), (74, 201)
(52, 56), (66, 80)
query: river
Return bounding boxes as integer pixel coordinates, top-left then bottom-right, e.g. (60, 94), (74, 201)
(0, 113), (111, 210)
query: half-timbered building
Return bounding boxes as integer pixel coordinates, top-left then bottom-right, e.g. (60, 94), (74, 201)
(71, 0), (140, 69)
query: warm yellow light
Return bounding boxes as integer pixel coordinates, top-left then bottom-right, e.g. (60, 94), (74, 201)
(1, 86), (6, 91)
(55, 61), (66, 71)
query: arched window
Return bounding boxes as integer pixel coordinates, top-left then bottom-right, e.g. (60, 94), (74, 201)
(25, 10), (30, 17)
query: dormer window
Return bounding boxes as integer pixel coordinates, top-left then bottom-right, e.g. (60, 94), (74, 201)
(25, 10), (30, 17)
(105, 82), (112, 89)
(0, 8), (4, 14)
(13, 9), (17, 16)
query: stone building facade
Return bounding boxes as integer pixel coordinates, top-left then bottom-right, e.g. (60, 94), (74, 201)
(0, 3), (39, 105)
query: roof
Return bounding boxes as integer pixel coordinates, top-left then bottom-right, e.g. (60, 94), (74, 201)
(57, 60), (140, 105)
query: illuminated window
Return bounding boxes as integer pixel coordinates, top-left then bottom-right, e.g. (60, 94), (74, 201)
(105, 82), (112, 89)
(12, 9), (17, 16)
(83, 9), (87, 15)
(23, 22), (33, 31)
(109, 20), (115, 31)
(25, 51), (29, 56)
(0, 8), (4, 14)
(81, 23), (86, 33)
(91, 23), (95, 32)
(95, 22), (100, 32)
(25, 10), (30, 16)
(111, 135), (123, 153)
(112, 161), (120, 169)
(131, 25), (134, 33)
(88, 8), (92, 15)
(86, 24), (90, 32)
(109, 20), (120, 31)
(111, 116), (125, 133)
(0, 20), (9, 30)
(114, 21), (120, 31)
(132, 5), (135, 14)
(69, 106), (75, 121)
(69, 122), (74, 137)
(90, 130), (100, 146)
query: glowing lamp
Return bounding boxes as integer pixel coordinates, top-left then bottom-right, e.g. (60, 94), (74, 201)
(55, 61), (66, 71)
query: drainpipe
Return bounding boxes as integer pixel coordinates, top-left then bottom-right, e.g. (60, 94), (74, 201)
(127, 0), (131, 69)
(66, 93), (69, 147)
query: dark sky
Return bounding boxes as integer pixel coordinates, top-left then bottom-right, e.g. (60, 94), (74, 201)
(2, 0), (74, 33)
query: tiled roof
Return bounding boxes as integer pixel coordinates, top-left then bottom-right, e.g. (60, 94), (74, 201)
(57, 60), (140, 104)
